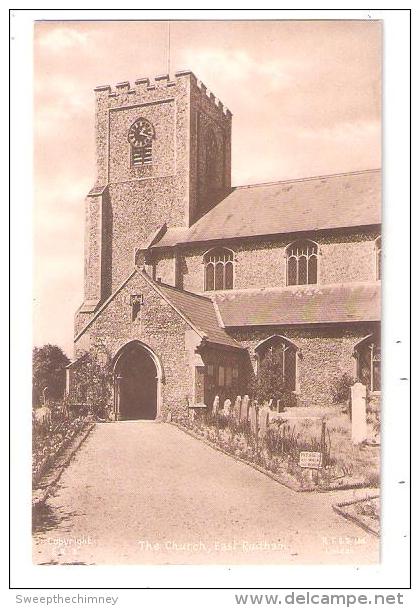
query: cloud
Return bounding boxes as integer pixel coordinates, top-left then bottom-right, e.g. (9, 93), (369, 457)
(181, 47), (299, 92)
(36, 27), (90, 52)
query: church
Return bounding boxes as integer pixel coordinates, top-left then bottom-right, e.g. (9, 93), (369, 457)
(69, 70), (381, 421)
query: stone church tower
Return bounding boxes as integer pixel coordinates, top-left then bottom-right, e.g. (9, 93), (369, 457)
(81, 71), (232, 316)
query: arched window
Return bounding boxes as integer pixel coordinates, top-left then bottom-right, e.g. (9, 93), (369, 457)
(354, 333), (381, 392)
(204, 247), (234, 291)
(375, 236), (381, 280)
(128, 117), (155, 167)
(255, 335), (298, 392)
(205, 128), (218, 187)
(286, 240), (318, 286)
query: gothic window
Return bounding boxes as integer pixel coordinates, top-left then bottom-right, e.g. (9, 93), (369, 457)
(204, 247), (234, 291)
(375, 236), (381, 280)
(205, 128), (218, 189)
(255, 335), (298, 392)
(128, 118), (155, 167)
(286, 240), (318, 286)
(354, 333), (381, 392)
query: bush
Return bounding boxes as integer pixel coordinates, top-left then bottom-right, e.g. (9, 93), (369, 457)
(68, 350), (113, 419)
(249, 350), (295, 409)
(330, 373), (356, 404)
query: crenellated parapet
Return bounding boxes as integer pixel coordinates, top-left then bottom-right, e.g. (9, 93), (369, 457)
(93, 70), (232, 119)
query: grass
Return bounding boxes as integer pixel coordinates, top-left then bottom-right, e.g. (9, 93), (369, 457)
(175, 406), (380, 491)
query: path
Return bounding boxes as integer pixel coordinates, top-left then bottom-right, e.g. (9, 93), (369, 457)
(33, 422), (379, 565)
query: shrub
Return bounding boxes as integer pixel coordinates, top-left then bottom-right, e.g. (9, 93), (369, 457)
(248, 350), (295, 409)
(330, 373), (356, 405)
(68, 349), (113, 419)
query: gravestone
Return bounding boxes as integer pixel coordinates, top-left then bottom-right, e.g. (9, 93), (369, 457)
(233, 396), (241, 421)
(240, 395), (250, 421)
(249, 404), (258, 435)
(258, 405), (270, 438)
(212, 395), (219, 417)
(351, 382), (367, 444)
(223, 399), (232, 417)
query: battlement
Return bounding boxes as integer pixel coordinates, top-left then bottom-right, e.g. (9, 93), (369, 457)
(94, 70), (232, 118)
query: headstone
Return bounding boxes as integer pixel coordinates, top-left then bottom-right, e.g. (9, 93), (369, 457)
(233, 396), (241, 421)
(258, 405), (270, 438)
(351, 382), (367, 444)
(240, 395), (250, 421)
(249, 404), (258, 434)
(223, 399), (232, 417)
(212, 395), (219, 416)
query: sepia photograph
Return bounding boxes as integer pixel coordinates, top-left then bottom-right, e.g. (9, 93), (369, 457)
(31, 18), (382, 567)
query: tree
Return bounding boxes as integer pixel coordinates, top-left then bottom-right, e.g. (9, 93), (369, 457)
(249, 349), (295, 409)
(32, 344), (70, 406)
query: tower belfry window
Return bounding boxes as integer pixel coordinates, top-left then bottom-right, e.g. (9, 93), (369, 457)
(128, 118), (155, 167)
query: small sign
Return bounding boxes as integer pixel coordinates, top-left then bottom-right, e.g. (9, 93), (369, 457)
(299, 451), (323, 469)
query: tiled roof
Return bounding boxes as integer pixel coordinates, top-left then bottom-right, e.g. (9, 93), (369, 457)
(147, 276), (242, 349)
(212, 282), (381, 327)
(152, 169), (381, 247)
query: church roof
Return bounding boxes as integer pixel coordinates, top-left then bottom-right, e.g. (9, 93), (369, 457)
(212, 282), (380, 327)
(152, 169), (381, 247)
(146, 276), (242, 349)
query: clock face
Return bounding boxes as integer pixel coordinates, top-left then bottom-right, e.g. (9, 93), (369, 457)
(128, 119), (154, 148)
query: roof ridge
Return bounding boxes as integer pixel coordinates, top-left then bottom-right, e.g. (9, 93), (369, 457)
(232, 168), (381, 191)
(75, 268), (138, 342)
(139, 270), (206, 339)
(152, 277), (214, 302)
(212, 281), (380, 297)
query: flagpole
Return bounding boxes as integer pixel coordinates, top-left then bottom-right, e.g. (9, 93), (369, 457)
(167, 22), (171, 75)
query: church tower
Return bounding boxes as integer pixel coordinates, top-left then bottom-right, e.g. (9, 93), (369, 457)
(80, 71), (232, 316)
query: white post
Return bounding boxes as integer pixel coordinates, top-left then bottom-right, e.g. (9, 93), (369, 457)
(65, 368), (71, 396)
(351, 382), (367, 444)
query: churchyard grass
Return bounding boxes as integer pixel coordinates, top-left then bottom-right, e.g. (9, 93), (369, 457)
(173, 404), (380, 492)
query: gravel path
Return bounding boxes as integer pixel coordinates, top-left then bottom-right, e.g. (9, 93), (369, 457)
(33, 422), (379, 565)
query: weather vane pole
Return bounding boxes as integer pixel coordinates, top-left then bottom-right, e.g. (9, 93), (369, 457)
(167, 21), (171, 75)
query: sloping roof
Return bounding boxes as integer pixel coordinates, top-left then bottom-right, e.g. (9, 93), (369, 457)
(152, 169), (381, 247)
(148, 277), (242, 349)
(74, 267), (242, 348)
(212, 282), (381, 327)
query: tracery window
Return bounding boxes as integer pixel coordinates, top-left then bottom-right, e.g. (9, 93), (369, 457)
(375, 236), (381, 280)
(255, 335), (298, 392)
(204, 247), (234, 291)
(286, 240), (318, 285)
(354, 334), (381, 392)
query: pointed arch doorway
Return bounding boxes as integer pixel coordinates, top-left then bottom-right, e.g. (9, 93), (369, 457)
(113, 341), (161, 420)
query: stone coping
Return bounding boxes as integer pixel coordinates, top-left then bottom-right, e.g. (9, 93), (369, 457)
(332, 495), (380, 537)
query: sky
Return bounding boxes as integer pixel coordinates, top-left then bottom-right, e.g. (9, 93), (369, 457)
(33, 19), (381, 357)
